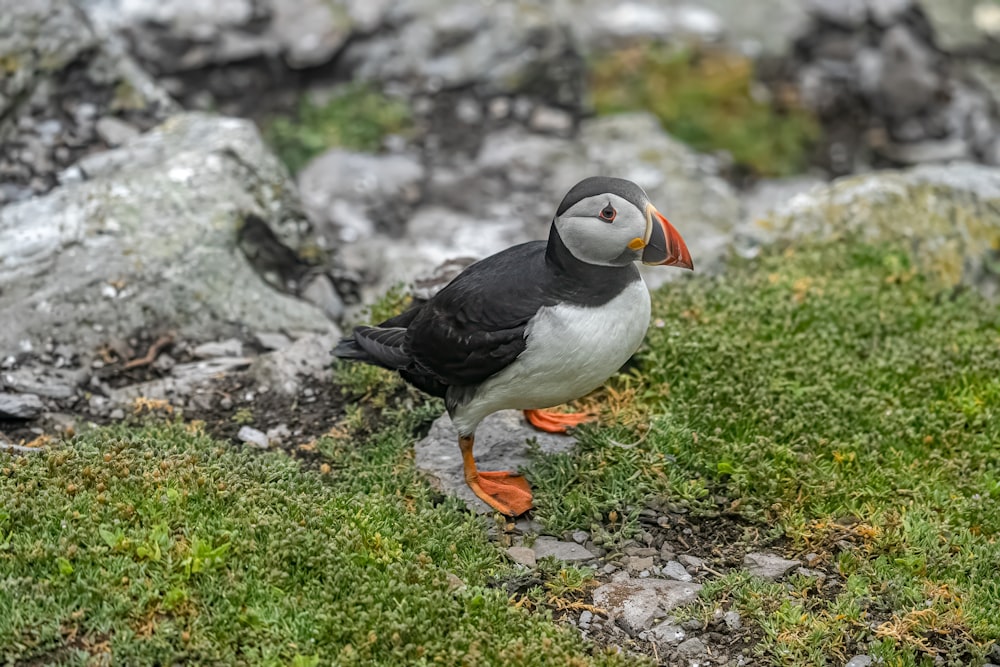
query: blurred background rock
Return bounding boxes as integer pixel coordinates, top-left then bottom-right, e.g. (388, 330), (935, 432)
(2, 0), (1000, 422)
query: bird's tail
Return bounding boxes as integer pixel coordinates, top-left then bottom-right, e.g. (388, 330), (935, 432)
(332, 326), (411, 371)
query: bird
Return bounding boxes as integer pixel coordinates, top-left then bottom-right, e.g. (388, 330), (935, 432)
(333, 177), (693, 516)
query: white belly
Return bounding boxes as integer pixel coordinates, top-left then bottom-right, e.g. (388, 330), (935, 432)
(452, 280), (651, 434)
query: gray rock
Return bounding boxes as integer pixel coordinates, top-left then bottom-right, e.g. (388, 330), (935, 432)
(414, 410), (575, 514)
(342, 0), (581, 106)
(628, 556), (655, 572)
(251, 332), (341, 395)
(695, 0), (809, 53)
(650, 621), (686, 644)
(591, 578), (702, 636)
(808, 0), (869, 27)
(0, 0), (175, 204)
(578, 610), (593, 628)
(80, 0), (387, 71)
(678, 554), (706, 569)
(921, 0), (988, 51)
(743, 552), (800, 580)
(737, 164), (1000, 300)
(529, 537), (596, 563)
(0, 113), (338, 360)
(506, 546), (537, 567)
(0, 393), (44, 419)
(193, 339), (244, 358)
(571, 530), (590, 545)
(723, 610), (742, 630)
(662, 560), (694, 582)
(255, 332), (293, 350)
(676, 637), (708, 657)
(237, 426), (270, 449)
(845, 656), (873, 667)
(297, 149), (424, 245)
(95, 116), (140, 147)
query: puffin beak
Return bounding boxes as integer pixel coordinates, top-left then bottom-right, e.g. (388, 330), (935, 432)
(641, 203), (694, 270)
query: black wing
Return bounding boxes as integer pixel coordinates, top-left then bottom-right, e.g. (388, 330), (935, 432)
(405, 241), (551, 388)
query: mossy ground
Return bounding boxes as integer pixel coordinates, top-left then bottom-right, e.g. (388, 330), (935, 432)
(263, 83), (411, 174)
(589, 44), (819, 178)
(528, 241), (1000, 665)
(4, 239), (999, 666)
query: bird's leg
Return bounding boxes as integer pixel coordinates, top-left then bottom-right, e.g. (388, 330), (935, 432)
(460, 435), (533, 516)
(523, 408), (593, 434)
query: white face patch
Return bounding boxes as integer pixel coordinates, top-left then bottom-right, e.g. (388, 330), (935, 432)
(554, 193), (648, 267)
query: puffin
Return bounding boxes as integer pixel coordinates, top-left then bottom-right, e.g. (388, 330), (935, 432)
(333, 177), (693, 516)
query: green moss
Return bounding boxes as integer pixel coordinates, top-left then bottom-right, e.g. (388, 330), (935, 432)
(589, 44), (820, 177)
(264, 84), (411, 174)
(528, 239), (1000, 664)
(0, 406), (628, 666)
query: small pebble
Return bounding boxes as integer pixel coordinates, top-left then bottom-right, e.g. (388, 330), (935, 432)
(724, 610), (742, 630)
(237, 426), (269, 449)
(663, 560), (693, 582)
(109, 408), (125, 420)
(571, 530), (589, 544)
(578, 610), (593, 628)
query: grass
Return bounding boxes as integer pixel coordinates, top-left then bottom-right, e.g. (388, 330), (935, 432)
(527, 240), (1000, 664)
(589, 44), (819, 177)
(0, 395), (629, 665)
(264, 83), (411, 174)
(7, 238), (1000, 665)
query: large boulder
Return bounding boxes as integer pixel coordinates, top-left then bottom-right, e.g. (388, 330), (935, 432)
(0, 0), (176, 205)
(0, 112), (339, 360)
(738, 163), (1000, 299)
(331, 113), (742, 300)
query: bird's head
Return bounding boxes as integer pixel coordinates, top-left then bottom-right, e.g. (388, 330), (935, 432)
(552, 177), (693, 270)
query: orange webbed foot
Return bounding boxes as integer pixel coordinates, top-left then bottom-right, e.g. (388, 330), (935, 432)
(523, 408), (593, 434)
(468, 471), (533, 516)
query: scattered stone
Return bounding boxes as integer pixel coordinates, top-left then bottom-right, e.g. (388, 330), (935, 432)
(532, 537), (596, 562)
(251, 333), (341, 396)
(796, 567), (827, 581)
(676, 637), (708, 658)
(846, 656), (874, 667)
(0, 393), (44, 420)
(193, 339), (245, 359)
(744, 552), (800, 580)
(414, 410), (575, 514)
(109, 408), (126, 420)
(95, 116), (141, 147)
(724, 610), (743, 630)
(628, 556), (655, 572)
(591, 578), (702, 636)
(650, 621), (686, 644)
(678, 554), (705, 569)
(236, 426), (270, 449)
(506, 546), (537, 568)
(255, 332), (293, 351)
(265, 423), (291, 445)
(578, 610), (593, 629)
(528, 106), (573, 135)
(571, 530), (590, 545)
(662, 560), (694, 582)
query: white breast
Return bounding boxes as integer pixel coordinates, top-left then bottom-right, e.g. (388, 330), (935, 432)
(451, 279), (651, 435)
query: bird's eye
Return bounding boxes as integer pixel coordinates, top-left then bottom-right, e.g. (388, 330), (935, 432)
(599, 204), (616, 222)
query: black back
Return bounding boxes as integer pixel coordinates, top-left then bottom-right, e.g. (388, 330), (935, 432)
(333, 223), (640, 399)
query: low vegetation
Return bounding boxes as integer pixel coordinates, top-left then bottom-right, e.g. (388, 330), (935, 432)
(589, 44), (819, 178)
(528, 240), (1000, 665)
(264, 83), (411, 174)
(0, 400), (625, 665)
(5, 237), (998, 665)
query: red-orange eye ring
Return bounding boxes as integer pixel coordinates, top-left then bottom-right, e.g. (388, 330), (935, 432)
(599, 204), (616, 222)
